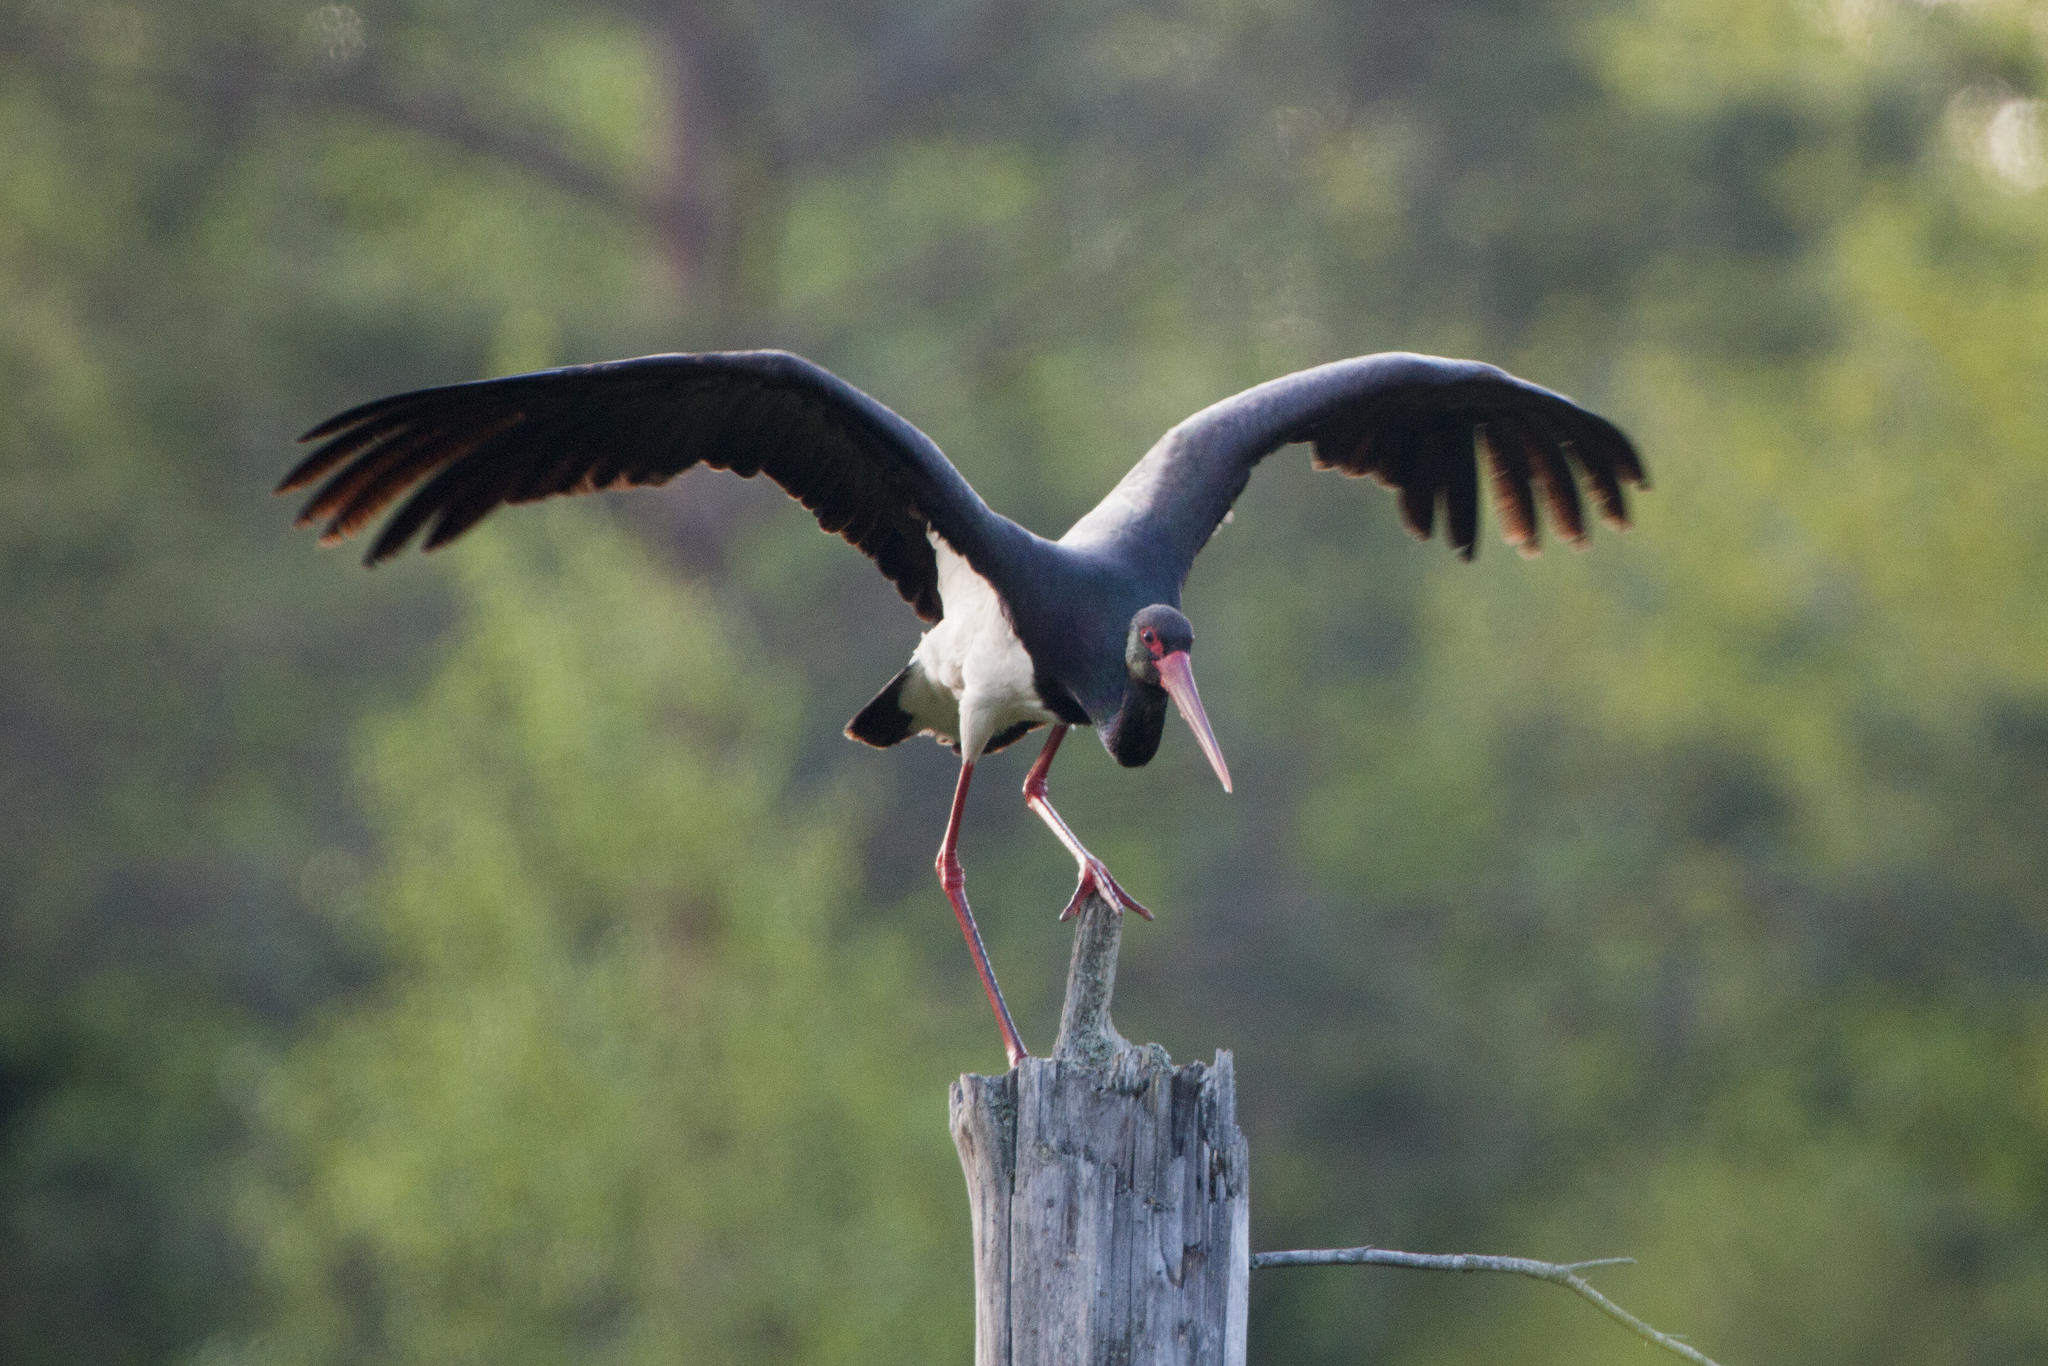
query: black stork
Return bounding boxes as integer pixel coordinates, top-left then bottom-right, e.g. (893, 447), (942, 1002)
(280, 350), (1646, 1066)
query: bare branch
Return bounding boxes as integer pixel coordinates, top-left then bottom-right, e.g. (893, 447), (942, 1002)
(1252, 1245), (1725, 1366)
(0, 10), (699, 248)
(317, 61), (705, 246)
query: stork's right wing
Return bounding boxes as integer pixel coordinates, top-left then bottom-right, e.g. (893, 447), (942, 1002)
(281, 350), (1023, 622)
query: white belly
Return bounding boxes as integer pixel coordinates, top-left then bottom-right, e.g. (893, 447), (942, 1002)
(901, 534), (1058, 758)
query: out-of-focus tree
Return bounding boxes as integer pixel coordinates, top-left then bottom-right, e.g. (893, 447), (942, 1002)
(0, 4), (668, 1359)
(225, 522), (966, 1364)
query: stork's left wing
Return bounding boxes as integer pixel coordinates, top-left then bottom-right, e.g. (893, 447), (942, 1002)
(1064, 353), (1647, 585)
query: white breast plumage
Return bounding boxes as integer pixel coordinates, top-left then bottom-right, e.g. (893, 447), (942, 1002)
(898, 533), (1058, 758)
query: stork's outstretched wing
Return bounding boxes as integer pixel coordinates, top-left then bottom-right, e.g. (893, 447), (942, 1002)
(280, 350), (1020, 622)
(1063, 353), (1647, 585)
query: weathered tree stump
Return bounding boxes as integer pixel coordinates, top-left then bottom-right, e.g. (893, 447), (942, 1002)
(949, 893), (1251, 1365)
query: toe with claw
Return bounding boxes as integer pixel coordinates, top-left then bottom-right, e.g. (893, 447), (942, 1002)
(1059, 857), (1153, 922)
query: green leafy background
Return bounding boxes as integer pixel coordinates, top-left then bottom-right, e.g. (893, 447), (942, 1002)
(3, 2), (2045, 1361)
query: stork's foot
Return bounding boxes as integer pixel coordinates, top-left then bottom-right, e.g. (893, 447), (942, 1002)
(1058, 856), (1153, 923)
(1024, 726), (1154, 925)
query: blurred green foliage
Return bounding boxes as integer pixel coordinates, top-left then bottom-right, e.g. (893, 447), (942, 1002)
(2, 1), (2045, 1362)
(236, 526), (967, 1364)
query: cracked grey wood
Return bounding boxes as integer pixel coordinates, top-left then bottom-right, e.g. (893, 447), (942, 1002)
(950, 892), (1250, 1365)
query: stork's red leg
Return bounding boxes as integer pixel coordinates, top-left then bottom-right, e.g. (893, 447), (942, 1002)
(936, 759), (1029, 1067)
(1021, 725), (1153, 922)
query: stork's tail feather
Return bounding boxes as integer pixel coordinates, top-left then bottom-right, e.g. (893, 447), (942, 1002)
(846, 666), (918, 748)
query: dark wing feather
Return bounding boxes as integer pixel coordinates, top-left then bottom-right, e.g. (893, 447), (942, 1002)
(1064, 352), (1647, 586)
(281, 351), (1023, 622)
(1480, 420), (1538, 552)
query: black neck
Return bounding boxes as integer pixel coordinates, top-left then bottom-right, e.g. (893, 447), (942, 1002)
(1100, 679), (1167, 768)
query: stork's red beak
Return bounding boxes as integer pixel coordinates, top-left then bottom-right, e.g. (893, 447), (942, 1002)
(1156, 650), (1232, 793)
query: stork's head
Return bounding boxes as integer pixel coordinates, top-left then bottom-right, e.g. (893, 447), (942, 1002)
(1126, 605), (1232, 792)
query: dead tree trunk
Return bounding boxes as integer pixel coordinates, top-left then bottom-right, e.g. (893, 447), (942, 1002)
(949, 894), (1251, 1365)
